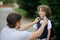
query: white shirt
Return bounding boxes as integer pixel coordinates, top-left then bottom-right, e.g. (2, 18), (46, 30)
(0, 27), (31, 40)
(33, 17), (52, 30)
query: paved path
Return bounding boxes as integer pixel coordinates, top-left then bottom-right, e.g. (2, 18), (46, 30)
(0, 7), (35, 32)
(0, 7), (15, 32)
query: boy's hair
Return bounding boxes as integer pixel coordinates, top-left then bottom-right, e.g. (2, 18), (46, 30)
(37, 5), (52, 17)
(6, 13), (22, 28)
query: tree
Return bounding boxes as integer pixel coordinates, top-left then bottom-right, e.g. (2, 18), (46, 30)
(17, 0), (41, 18)
(0, 0), (17, 4)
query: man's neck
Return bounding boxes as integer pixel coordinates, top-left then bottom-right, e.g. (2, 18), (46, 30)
(14, 26), (18, 30)
(15, 26), (20, 30)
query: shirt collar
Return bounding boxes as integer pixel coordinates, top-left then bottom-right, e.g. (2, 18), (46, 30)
(44, 16), (47, 19)
(40, 16), (47, 20)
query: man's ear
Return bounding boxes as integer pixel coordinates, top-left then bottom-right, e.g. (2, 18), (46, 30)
(16, 22), (19, 26)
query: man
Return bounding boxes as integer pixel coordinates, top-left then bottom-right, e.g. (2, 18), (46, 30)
(0, 13), (48, 40)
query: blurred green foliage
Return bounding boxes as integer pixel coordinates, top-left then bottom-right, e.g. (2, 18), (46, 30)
(0, 0), (17, 4)
(13, 8), (27, 16)
(17, 0), (40, 18)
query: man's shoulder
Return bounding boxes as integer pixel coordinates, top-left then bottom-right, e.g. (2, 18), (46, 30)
(1, 27), (8, 31)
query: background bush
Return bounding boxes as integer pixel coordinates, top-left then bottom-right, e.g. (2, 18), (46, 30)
(0, 0), (17, 4)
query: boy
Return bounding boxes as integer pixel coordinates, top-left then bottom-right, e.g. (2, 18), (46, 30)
(33, 5), (52, 40)
(0, 13), (48, 40)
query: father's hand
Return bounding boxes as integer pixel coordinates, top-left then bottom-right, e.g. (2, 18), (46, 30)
(41, 18), (48, 27)
(33, 17), (40, 24)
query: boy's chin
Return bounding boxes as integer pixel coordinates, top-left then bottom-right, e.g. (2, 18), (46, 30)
(40, 16), (45, 18)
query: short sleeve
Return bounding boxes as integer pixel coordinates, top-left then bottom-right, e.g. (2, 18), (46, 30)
(33, 24), (37, 30)
(47, 20), (52, 30)
(24, 31), (32, 40)
(18, 31), (32, 40)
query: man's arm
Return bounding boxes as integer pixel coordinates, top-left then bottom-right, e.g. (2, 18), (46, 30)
(20, 17), (40, 30)
(29, 19), (48, 40)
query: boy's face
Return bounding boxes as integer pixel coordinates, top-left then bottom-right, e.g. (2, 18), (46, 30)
(38, 8), (46, 18)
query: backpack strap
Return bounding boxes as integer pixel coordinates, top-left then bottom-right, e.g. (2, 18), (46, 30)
(50, 20), (55, 38)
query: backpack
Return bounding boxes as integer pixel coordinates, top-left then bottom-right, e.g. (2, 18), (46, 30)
(37, 19), (55, 38)
(50, 20), (55, 38)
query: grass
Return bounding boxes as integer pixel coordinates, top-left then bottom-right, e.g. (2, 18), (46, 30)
(13, 7), (27, 17)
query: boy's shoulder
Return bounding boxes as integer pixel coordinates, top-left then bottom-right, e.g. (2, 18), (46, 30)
(47, 19), (52, 24)
(47, 18), (53, 22)
(48, 19), (51, 22)
(47, 18), (53, 21)
(48, 18), (53, 23)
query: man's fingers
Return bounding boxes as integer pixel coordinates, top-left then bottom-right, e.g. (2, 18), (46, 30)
(44, 17), (48, 21)
(42, 18), (48, 25)
(33, 17), (40, 24)
(36, 17), (40, 20)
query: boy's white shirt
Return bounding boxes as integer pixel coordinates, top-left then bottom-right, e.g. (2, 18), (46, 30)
(33, 17), (52, 30)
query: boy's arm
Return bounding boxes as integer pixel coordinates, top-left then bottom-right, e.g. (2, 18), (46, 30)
(20, 17), (40, 30)
(47, 29), (51, 40)
(46, 20), (52, 40)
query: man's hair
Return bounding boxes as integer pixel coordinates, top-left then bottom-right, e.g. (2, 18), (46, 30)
(6, 13), (22, 28)
(37, 5), (52, 17)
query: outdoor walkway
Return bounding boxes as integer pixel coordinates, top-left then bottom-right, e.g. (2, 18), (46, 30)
(0, 7), (35, 32)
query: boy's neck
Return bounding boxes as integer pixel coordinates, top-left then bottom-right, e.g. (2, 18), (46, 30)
(40, 16), (47, 19)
